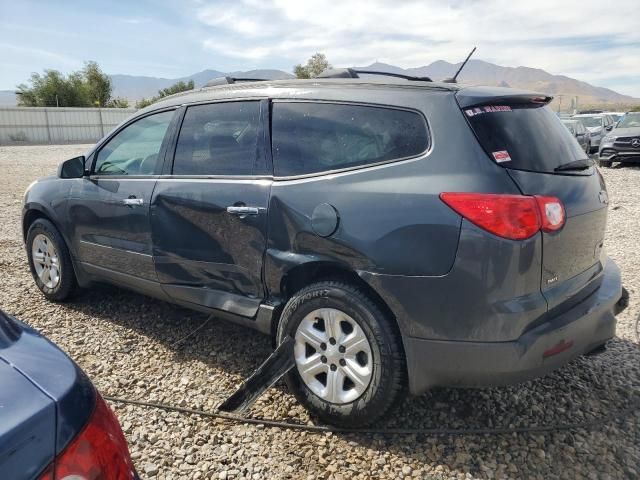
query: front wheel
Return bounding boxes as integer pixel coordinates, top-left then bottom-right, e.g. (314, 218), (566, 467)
(277, 281), (406, 427)
(599, 158), (613, 168)
(26, 218), (77, 301)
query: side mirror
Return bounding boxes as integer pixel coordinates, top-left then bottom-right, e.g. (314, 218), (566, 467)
(58, 156), (86, 179)
(605, 125), (613, 131)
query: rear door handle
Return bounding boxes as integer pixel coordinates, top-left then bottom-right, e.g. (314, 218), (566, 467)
(226, 206), (259, 216)
(123, 197), (144, 206)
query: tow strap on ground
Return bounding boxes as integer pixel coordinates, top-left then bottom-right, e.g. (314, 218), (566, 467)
(218, 336), (295, 413)
(104, 393), (639, 436)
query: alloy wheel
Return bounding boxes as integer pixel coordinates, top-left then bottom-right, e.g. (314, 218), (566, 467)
(32, 233), (61, 289)
(294, 308), (373, 404)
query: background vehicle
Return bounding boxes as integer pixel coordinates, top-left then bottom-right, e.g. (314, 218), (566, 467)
(562, 119), (591, 153)
(573, 113), (615, 152)
(22, 75), (623, 426)
(0, 309), (137, 479)
(603, 111), (626, 124)
(599, 112), (640, 167)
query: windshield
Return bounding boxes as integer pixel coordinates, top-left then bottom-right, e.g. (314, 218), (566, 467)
(576, 116), (603, 128)
(617, 113), (640, 128)
(464, 104), (588, 174)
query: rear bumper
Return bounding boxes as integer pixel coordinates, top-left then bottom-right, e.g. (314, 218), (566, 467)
(404, 258), (622, 394)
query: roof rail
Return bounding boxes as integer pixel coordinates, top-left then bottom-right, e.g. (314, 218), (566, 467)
(204, 76), (269, 87)
(317, 68), (432, 82)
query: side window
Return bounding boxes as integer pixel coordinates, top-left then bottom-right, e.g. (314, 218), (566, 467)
(94, 110), (174, 175)
(271, 102), (429, 177)
(173, 101), (260, 176)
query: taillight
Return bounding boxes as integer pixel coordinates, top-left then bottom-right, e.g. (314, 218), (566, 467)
(39, 393), (136, 480)
(440, 192), (565, 240)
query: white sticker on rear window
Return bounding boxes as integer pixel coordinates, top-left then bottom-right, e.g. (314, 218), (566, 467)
(492, 150), (512, 163)
(465, 106), (512, 117)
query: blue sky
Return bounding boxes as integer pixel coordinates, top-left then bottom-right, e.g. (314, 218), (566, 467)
(1, 0), (639, 97)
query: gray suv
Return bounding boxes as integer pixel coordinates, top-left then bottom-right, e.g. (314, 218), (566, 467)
(22, 71), (624, 426)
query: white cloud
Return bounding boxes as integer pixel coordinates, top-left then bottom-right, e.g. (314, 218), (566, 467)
(194, 0), (640, 96)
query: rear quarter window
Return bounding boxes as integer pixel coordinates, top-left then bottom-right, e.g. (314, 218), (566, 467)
(271, 102), (429, 177)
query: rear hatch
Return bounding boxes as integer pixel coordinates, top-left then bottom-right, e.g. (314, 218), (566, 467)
(457, 89), (609, 313)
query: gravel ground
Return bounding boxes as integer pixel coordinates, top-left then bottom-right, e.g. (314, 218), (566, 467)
(0, 144), (638, 480)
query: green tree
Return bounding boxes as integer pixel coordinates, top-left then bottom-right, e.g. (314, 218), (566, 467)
(294, 53), (331, 79)
(82, 61), (112, 107)
(136, 80), (194, 109)
(16, 61), (114, 107)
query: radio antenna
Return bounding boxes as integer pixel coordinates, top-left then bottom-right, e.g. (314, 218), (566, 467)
(443, 47), (476, 83)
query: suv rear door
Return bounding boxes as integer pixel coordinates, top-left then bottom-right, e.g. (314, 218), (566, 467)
(150, 100), (271, 318)
(459, 93), (609, 313)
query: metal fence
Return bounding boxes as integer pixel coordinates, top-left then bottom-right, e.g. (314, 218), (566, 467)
(0, 107), (137, 145)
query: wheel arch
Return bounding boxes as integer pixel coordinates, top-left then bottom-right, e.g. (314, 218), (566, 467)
(273, 261), (406, 352)
(23, 205), (55, 242)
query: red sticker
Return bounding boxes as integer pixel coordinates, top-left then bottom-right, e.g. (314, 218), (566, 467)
(492, 150), (511, 163)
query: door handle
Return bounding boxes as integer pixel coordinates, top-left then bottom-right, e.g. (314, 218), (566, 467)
(123, 197), (144, 206)
(227, 206), (259, 216)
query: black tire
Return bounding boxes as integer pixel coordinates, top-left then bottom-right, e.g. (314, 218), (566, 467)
(277, 280), (406, 427)
(599, 159), (613, 168)
(26, 218), (77, 301)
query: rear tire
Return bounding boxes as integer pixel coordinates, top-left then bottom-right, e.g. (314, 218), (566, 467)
(26, 218), (77, 301)
(277, 280), (406, 427)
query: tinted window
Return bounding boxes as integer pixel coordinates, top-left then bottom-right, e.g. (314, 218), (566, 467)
(465, 104), (587, 173)
(94, 110), (174, 175)
(272, 102), (429, 176)
(173, 101), (260, 176)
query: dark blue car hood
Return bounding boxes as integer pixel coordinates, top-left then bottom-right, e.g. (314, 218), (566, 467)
(0, 310), (95, 480)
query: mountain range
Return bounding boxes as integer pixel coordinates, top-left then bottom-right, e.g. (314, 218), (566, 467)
(2, 60), (638, 109)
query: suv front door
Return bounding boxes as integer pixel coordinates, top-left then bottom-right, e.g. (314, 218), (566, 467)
(68, 109), (176, 285)
(150, 100), (271, 318)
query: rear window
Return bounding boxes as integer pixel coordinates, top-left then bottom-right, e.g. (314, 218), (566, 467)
(464, 104), (588, 173)
(272, 102), (429, 177)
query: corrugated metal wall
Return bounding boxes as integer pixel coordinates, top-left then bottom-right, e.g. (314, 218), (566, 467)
(0, 107), (137, 145)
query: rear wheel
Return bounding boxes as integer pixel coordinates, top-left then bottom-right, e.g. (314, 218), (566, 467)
(26, 218), (77, 301)
(277, 281), (406, 427)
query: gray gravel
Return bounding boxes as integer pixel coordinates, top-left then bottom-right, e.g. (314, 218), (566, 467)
(1, 144), (638, 480)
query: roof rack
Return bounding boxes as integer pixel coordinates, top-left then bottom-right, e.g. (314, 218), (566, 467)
(316, 68), (432, 82)
(204, 76), (269, 87)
